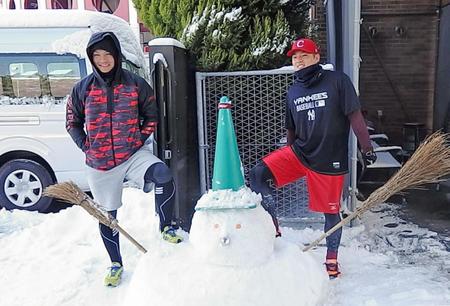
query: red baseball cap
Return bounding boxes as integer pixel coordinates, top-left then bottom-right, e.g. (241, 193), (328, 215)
(287, 38), (319, 57)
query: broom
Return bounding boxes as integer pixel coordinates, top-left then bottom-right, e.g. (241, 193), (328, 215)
(43, 182), (147, 253)
(303, 131), (450, 252)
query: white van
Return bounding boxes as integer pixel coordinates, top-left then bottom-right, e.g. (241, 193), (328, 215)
(0, 10), (149, 212)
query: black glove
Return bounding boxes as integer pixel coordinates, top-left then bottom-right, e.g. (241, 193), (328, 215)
(363, 150), (377, 165)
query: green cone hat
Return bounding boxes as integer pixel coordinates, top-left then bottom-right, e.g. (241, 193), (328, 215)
(212, 96), (245, 191)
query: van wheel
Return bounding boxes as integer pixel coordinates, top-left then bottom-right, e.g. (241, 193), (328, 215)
(0, 159), (55, 212)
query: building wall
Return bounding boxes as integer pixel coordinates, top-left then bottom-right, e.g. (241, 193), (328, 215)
(0, 0), (143, 44)
(310, 3), (328, 60)
(314, 0), (442, 145)
(359, 0), (440, 143)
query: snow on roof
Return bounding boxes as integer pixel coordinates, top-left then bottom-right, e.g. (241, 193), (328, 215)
(0, 10), (145, 68)
(148, 38), (186, 49)
(152, 53), (168, 67)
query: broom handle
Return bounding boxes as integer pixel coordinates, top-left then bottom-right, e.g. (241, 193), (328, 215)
(302, 207), (362, 252)
(80, 198), (148, 254)
(115, 224), (148, 253)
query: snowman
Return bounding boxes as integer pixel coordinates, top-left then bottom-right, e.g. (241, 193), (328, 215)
(124, 97), (328, 306)
(189, 187), (275, 267)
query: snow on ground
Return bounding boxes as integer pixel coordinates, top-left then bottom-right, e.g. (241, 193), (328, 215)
(0, 188), (449, 306)
(125, 187), (328, 306)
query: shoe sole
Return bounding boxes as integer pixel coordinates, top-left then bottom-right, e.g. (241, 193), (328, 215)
(163, 236), (182, 243)
(104, 267), (123, 287)
(105, 281), (121, 287)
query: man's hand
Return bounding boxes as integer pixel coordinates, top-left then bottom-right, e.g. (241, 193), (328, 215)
(363, 150), (377, 165)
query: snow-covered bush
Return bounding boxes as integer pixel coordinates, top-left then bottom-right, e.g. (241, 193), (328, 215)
(134, 0), (313, 71)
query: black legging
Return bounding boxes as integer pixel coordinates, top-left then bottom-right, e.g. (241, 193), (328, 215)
(324, 213), (342, 252)
(249, 162), (280, 234)
(144, 162), (176, 231)
(250, 162), (342, 250)
(99, 210), (122, 265)
(100, 162), (176, 266)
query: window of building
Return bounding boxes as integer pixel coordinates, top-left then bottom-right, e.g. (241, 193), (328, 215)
(92, 0), (119, 14)
(51, 0), (72, 9)
(24, 0), (38, 9)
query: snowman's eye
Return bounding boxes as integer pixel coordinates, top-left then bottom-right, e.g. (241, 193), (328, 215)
(214, 224), (220, 229)
(235, 224), (241, 229)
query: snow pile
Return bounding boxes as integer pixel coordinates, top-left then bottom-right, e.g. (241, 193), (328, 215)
(124, 187), (328, 306)
(52, 30), (91, 60)
(124, 239), (327, 306)
(1, 189), (449, 306)
(0, 95), (68, 105)
(0, 188), (156, 306)
(357, 203), (450, 272)
(195, 187), (261, 210)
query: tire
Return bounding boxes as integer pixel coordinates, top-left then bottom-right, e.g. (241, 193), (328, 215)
(0, 159), (55, 212)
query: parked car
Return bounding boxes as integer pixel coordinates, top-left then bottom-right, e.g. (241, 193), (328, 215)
(0, 10), (149, 212)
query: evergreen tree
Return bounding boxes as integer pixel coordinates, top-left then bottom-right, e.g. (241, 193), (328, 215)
(182, 0), (312, 71)
(134, 0), (313, 71)
(133, 0), (196, 38)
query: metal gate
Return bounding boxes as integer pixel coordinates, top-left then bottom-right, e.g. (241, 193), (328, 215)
(196, 69), (314, 220)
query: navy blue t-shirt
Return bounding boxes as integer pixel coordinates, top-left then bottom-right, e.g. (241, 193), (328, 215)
(285, 67), (360, 174)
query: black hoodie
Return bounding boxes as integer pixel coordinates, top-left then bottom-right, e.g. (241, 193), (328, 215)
(66, 32), (158, 171)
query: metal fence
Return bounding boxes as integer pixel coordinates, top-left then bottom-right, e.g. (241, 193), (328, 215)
(196, 68), (315, 220)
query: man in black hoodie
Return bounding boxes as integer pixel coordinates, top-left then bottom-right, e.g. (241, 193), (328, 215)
(66, 32), (182, 287)
(249, 38), (376, 279)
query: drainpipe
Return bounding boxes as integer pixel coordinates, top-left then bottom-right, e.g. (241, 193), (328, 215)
(349, 0), (361, 223)
(433, 0), (443, 131)
(326, 0), (337, 67)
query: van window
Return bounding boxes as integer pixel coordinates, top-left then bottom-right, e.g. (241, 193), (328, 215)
(9, 62), (41, 97)
(0, 54), (85, 103)
(47, 62), (81, 98)
(122, 59), (146, 79)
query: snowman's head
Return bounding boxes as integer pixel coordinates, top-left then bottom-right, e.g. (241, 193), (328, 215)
(189, 205), (275, 266)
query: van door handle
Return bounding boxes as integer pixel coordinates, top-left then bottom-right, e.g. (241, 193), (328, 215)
(0, 116), (40, 125)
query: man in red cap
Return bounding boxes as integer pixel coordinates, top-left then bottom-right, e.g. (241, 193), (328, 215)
(249, 38), (376, 279)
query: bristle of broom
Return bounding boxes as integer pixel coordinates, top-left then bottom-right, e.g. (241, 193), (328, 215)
(303, 132), (450, 252)
(44, 181), (85, 204)
(44, 182), (148, 253)
(357, 131), (450, 216)
(44, 182), (113, 227)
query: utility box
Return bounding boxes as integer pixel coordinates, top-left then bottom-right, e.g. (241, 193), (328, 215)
(148, 38), (200, 231)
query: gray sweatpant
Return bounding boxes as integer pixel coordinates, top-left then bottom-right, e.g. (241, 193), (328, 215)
(85, 146), (161, 211)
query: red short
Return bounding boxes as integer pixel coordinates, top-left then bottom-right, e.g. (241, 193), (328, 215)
(262, 146), (344, 214)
